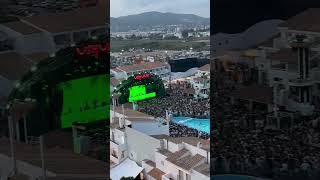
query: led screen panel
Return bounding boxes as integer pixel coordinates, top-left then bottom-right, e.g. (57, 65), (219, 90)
(128, 85), (156, 102)
(58, 74), (109, 128)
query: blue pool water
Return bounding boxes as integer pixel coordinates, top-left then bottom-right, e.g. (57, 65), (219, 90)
(172, 116), (210, 134)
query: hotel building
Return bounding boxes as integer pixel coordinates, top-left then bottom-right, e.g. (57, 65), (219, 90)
(111, 61), (171, 81)
(110, 106), (210, 180)
(213, 8), (320, 120)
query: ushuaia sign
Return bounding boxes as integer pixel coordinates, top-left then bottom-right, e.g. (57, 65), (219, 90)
(134, 73), (151, 80)
(76, 42), (110, 58)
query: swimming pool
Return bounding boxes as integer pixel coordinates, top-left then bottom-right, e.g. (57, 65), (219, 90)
(172, 116), (210, 134)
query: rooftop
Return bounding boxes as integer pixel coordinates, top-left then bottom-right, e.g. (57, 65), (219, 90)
(0, 137), (107, 176)
(157, 149), (172, 156)
(166, 148), (189, 162)
(22, 6), (107, 33)
(3, 21), (42, 35)
(194, 163), (210, 177)
(25, 52), (50, 63)
(113, 107), (154, 120)
(166, 150), (206, 171)
(110, 77), (121, 87)
(279, 8), (320, 33)
(199, 64), (210, 72)
(112, 61), (169, 73)
(152, 136), (210, 151)
(193, 77), (208, 84)
(148, 168), (165, 180)
(0, 52), (33, 80)
(143, 159), (156, 167)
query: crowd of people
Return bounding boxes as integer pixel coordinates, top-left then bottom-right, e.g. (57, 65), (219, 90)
(211, 72), (320, 179)
(137, 89), (209, 118)
(170, 122), (209, 139)
(137, 88), (210, 139)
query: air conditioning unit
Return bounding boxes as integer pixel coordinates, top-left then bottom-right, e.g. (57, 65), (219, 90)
(119, 117), (125, 128)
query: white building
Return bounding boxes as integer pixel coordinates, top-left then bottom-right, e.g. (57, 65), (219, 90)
(110, 106), (210, 180)
(172, 64), (210, 100)
(0, 6), (107, 55)
(0, 135), (107, 180)
(111, 61), (171, 81)
(189, 77), (210, 99)
(215, 8), (320, 116)
(254, 8), (320, 116)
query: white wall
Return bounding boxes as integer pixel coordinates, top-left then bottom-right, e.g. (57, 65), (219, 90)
(0, 154), (56, 180)
(165, 141), (182, 153)
(212, 19), (283, 56)
(110, 128), (125, 145)
(125, 127), (161, 165)
(111, 70), (127, 80)
(0, 75), (13, 97)
(0, 25), (56, 54)
(191, 170), (209, 180)
(15, 33), (56, 54)
(132, 121), (169, 135)
(183, 143), (209, 164)
(155, 151), (169, 173)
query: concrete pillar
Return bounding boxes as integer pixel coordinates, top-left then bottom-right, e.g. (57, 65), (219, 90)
(15, 121), (20, 142)
(132, 102), (138, 111)
(8, 116), (17, 175)
(268, 104), (273, 112)
(39, 135), (46, 180)
(23, 116), (28, 144)
(249, 100), (253, 112)
(230, 97), (235, 105)
(258, 70), (262, 84)
(70, 32), (74, 44)
(299, 88), (304, 103)
(304, 88), (308, 103)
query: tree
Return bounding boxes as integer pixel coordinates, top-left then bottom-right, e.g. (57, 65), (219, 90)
(182, 30), (189, 39)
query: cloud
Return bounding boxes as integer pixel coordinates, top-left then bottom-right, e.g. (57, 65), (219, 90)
(110, 0), (210, 18)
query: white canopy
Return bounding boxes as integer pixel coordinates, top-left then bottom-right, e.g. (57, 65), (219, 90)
(110, 158), (144, 180)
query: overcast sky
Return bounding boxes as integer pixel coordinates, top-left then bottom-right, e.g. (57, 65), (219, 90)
(110, 0), (210, 18)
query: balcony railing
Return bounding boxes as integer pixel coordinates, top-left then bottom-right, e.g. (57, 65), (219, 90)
(111, 153), (118, 159)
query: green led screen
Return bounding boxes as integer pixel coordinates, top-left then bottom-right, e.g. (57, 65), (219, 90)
(58, 74), (109, 128)
(128, 85), (156, 102)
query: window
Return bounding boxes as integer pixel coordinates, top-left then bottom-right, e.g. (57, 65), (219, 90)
(73, 31), (89, 42)
(54, 34), (71, 46)
(121, 151), (125, 158)
(274, 77), (282, 81)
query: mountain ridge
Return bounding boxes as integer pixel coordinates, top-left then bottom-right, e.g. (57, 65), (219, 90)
(111, 11), (209, 32)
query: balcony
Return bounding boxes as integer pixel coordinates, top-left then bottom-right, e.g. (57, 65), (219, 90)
(311, 68), (320, 82)
(110, 153), (120, 164)
(163, 173), (176, 180)
(288, 78), (315, 87)
(287, 99), (315, 116)
(110, 139), (127, 152)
